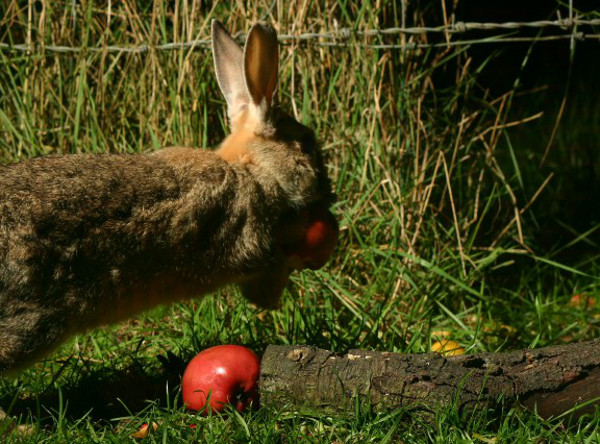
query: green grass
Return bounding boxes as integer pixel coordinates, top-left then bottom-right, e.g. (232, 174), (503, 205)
(2, 0), (600, 442)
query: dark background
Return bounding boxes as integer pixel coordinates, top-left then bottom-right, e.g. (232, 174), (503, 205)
(456, 0), (599, 91)
(426, 0), (599, 260)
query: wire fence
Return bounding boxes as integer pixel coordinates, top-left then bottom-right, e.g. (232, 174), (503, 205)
(0, 16), (599, 54)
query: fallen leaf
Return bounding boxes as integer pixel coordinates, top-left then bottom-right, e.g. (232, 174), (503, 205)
(431, 340), (465, 356)
(570, 293), (595, 309)
(131, 422), (159, 439)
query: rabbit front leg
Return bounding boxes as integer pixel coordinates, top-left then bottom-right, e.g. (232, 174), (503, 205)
(240, 257), (299, 309)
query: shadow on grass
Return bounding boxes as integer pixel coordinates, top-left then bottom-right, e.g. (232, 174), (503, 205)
(1, 352), (187, 426)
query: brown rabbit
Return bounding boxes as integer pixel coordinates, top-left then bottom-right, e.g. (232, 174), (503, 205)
(0, 20), (336, 377)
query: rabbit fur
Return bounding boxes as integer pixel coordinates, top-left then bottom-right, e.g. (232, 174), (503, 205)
(0, 20), (334, 376)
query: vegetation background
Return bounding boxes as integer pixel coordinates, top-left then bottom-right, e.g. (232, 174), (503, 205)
(0, 0), (599, 441)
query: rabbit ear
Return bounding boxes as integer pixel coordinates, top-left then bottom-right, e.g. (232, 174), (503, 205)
(243, 22), (279, 123)
(212, 20), (248, 122)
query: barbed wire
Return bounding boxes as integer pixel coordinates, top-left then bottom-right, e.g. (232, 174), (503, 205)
(362, 33), (599, 50)
(0, 17), (599, 54)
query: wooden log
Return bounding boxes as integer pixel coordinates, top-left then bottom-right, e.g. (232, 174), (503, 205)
(259, 340), (600, 419)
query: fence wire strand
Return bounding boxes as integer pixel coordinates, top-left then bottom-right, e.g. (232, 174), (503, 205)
(0, 17), (599, 54)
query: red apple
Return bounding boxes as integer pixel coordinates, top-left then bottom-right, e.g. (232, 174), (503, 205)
(288, 205), (339, 270)
(182, 345), (260, 414)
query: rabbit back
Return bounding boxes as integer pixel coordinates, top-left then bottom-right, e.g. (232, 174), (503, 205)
(0, 148), (278, 373)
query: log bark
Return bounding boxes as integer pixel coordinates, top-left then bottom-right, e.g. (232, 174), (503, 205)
(259, 340), (600, 419)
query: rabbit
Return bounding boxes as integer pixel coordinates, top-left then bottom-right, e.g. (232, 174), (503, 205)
(0, 20), (336, 378)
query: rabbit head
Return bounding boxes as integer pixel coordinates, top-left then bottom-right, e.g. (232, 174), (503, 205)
(212, 20), (334, 209)
(211, 21), (336, 307)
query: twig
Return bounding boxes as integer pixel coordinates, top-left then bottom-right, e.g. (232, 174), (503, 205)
(442, 154), (467, 277)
